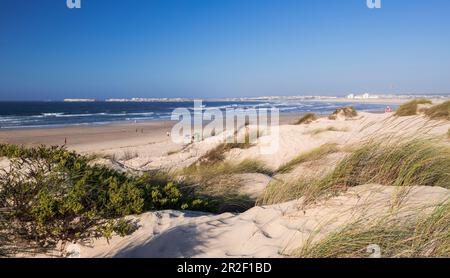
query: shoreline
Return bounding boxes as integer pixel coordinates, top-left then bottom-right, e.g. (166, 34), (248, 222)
(0, 98), (416, 131)
(0, 113), (302, 151)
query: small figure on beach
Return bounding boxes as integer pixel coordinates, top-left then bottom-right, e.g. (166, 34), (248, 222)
(385, 106), (393, 113)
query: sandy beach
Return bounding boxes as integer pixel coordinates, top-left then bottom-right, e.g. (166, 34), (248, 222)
(0, 113), (301, 156)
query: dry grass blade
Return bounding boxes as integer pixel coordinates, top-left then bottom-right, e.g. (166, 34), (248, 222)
(294, 113), (317, 125)
(425, 101), (450, 120)
(277, 143), (339, 174)
(395, 99), (432, 117)
(295, 202), (450, 258)
(259, 138), (450, 206)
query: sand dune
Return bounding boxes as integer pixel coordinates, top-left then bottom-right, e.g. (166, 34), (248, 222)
(2, 111), (449, 258)
(71, 184), (449, 258)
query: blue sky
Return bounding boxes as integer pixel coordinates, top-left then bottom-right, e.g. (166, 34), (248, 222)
(1, 0), (450, 100)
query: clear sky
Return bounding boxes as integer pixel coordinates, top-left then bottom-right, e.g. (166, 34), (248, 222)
(1, 0), (450, 100)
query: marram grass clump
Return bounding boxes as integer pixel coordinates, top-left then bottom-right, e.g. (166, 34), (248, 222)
(295, 113), (317, 125)
(277, 144), (339, 173)
(425, 100), (450, 120)
(324, 139), (450, 189)
(198, 132), (254, 165)
(304, 126), (348, 136)
(328, 106), (357, 120)
(259, 139), (450, 206)
(295, 203), (450, 258)
(395, 99), (432, 117)
(179, 159), (273, 212)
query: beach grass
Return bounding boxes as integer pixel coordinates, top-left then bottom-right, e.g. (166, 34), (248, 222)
(328, 106), (357, 120)
(198, 131), (254, 164)
(294, 113), (317, 125)
(259, 139), (450, 206)
(178, 159), (272, 212)
(424, 100), (450, 120)
(277, 143), (339, 173)
(395, 99), (432, 117)
(295, 202), (450, 258)
(304, 126), (348, 136)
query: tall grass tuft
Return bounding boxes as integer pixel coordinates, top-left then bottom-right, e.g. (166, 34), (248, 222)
(323, 139), (450, 189)
(295, 202), (450, 258)
(198, 135), (253, 165)
(179, 159), (273, 212)
(395, 99), (432, 117)
(277, 144), (339, 173)
(259, 139), (450, 206)
(304, 126), (348, 136)
(328, 107), (357, 120)
(294, 113), (317, 125)
(424, 101), (450, 120)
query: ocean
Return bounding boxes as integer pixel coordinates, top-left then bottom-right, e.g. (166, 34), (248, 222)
(0, 101), (394, 129)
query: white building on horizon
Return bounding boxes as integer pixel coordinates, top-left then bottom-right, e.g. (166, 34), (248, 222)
(347, 93), (379, 99)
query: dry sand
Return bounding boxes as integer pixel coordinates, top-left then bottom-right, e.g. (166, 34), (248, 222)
(70, 184), (449, 258)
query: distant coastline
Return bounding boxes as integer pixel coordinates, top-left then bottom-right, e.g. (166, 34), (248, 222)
(0, 100), (397, 129)
(1, 96), (449, 129)
(56, 94), (450, 104)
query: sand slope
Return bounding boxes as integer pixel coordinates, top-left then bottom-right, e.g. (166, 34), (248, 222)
(116, 113), (450, 171)
(72, 184), (449, 258)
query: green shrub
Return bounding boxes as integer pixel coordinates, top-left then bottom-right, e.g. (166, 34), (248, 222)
(395, 99), (432, 117)
(295, 113), (317, 125)
(0, 144), (210, 255)
(424, 101), (450, 120)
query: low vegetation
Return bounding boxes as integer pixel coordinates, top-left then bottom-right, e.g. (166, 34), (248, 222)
(304, 126), (348, 136)
(277, 144), (339, 173)
(0, 144), (211, 256)
(424, 100), (450, 120)
(259, 139), (450, 206)
(294, 113), (317, 125)
(395, 99), (432, 117)
(179, 159), (272, 212)
(324, 139), (450, 189)
(198, 139), (253, 165)
(296, 202), (449, 258)
(328, 106), (357, 120)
